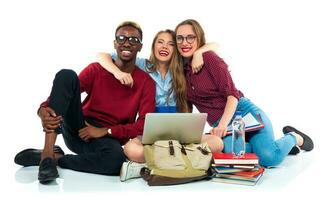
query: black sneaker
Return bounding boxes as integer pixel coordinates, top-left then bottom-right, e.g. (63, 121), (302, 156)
(283, 126), (314, 151)
(14, 145), (65, 167)
(38, 157), (59, 184)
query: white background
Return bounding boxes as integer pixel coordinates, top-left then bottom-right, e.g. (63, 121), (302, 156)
(1, 0), (324, 199)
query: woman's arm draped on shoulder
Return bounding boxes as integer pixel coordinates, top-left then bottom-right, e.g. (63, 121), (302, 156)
(192, 42), (219, 73)
(97, 52), (134, 87)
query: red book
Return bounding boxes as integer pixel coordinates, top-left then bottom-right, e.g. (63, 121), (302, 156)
(213, 153), (259, 165)
(233, 167), (265, 177)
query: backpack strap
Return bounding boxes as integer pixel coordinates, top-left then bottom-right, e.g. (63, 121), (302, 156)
(168, 141), (175, 156)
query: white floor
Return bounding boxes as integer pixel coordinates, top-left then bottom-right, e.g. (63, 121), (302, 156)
(5, 140), (324, 200)
(2, 1), (325, 199)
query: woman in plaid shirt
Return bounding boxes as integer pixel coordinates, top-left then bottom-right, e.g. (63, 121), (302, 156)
(175, 19), (314, 167)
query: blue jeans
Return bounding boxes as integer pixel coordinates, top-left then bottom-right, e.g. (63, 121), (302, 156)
(214, 97), (296, 167)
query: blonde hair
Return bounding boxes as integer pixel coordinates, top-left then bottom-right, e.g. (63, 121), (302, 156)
(148, 30), (189, 113)
(175, 19), (206, 48)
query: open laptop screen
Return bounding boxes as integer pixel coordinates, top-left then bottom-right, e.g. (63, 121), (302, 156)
(142, 113), (207, 145)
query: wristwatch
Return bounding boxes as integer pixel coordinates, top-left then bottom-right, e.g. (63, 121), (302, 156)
(107, 128), (112, 136)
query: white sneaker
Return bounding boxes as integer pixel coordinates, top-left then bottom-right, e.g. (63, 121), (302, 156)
(120, 161), (147, 182)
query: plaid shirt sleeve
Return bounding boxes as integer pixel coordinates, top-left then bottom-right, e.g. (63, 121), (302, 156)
(204, 52), (241, 100)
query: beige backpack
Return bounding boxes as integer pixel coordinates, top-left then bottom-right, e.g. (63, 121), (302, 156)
(141, 140), (213, 186)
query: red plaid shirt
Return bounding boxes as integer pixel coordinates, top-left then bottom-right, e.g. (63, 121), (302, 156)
(184, 51), (244, 125)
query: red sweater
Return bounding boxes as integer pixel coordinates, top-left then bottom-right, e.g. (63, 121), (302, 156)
(41, 63), (156, 144)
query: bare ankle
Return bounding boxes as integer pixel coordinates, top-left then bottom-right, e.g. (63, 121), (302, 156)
(54, 152), (64, 160)
(41, 150), (55, 160)
(292, 132), (304, 146)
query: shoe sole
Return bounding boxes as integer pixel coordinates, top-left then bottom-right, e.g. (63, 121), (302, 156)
(39, 173), (59, 184)
(120, 162), (130, 182)
(283, 126), (314, 151)
(14, 148), (42, 166)
(289, 146), (300, 155)
(38, 157), (59, 184)
(120, 161), (145, 182)
(14, 146), (65, 167)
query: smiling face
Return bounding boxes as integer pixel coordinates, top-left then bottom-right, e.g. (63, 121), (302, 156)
(175, 24), (198, 58)
(114, 26), (142, 62)
(153, 32), (174, 64)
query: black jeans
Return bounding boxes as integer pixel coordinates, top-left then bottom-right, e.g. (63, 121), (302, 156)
(48, 69), (126, 175)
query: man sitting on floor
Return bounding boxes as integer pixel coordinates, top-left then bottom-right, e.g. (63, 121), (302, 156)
(14, 21), (155, 184)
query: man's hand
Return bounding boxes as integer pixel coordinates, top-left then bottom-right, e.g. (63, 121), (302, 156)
(210, 124), (228, 138)
(78, 122), (107, 141)
(38, 107), (62, 133)
(114, 71), (134, 88)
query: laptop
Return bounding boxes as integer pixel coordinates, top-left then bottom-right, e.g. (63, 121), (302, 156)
(142, 113), (207, 145)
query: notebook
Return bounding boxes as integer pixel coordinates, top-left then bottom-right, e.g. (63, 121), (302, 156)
(226, 112), (264, 135)
(142, 113), (207, 145)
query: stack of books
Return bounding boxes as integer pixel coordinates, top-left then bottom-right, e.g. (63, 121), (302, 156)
(211, 153), (264, 186)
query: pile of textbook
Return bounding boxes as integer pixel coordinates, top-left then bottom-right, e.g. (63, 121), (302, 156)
(211, 153), (264, 186)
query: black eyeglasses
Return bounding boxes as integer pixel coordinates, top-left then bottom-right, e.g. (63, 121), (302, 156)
(176, 34), (197, 44)
(115, 35), (142, 45)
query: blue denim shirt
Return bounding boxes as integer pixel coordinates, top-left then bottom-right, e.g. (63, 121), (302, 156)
(112, 53), (177, 112)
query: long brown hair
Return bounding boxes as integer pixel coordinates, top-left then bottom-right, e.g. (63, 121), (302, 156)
(175, 19), (206, 48)
(147, 30), (189, 113)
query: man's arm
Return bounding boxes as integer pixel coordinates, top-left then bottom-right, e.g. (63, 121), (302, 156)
(38, 106), (62, 133)
(192, 42), (219, 73)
